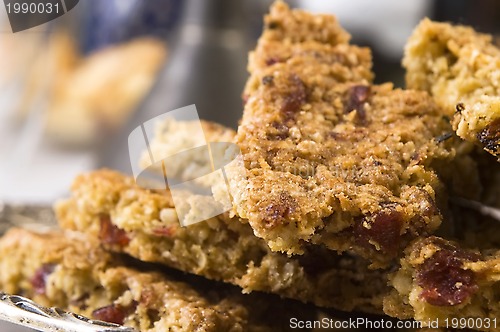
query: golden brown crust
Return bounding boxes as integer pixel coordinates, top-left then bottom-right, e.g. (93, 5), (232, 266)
(243, 2), (373, 100)
(260, 1), (351, 46)
(234, 79), (459, 264)
(403, 18), (500, 159)
(56, 169), (388, 313)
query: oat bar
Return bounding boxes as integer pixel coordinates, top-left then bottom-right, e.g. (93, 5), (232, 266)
(403, 19), (500, 159)
(218, 2), (478, 267)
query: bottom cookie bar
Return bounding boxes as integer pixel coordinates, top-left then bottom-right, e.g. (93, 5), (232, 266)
(0, 228), (319, 332)
(56, 169), (389, 313)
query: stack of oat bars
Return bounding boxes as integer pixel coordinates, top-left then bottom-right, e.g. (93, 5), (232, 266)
(2, 2), (500, 331)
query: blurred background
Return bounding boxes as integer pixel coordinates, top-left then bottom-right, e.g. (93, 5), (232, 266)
(1, 0), (500, 205)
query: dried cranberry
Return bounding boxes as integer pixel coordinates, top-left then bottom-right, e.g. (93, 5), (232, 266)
(92, 304), (127, 325)
(261, 192), (297, 229)
(354, 210), (403, 256)
(281, 74), (307, 122)
(99, 215), (130, 247)
(345, 85), (370, 125)
(30, 264), (55, 295)
(416, 240), (479, 306)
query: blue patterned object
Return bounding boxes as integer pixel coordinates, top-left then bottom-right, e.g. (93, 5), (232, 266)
(81, 0), (183, 53)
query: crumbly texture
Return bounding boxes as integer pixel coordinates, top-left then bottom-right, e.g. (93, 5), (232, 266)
(0, 228), (323, 332)
(403, 18), (500, 159)
(226, 2), (470, 267)
(56, 169), (389, 313)
(384, 236), (500, 331)
(242, 1), (373, 101)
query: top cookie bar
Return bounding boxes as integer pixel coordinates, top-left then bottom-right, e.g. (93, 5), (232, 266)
(225, 2), (466, 266)
(403, 18), (500, 159)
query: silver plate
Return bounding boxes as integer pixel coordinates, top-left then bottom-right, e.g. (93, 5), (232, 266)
(0, 293), (135, 332)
